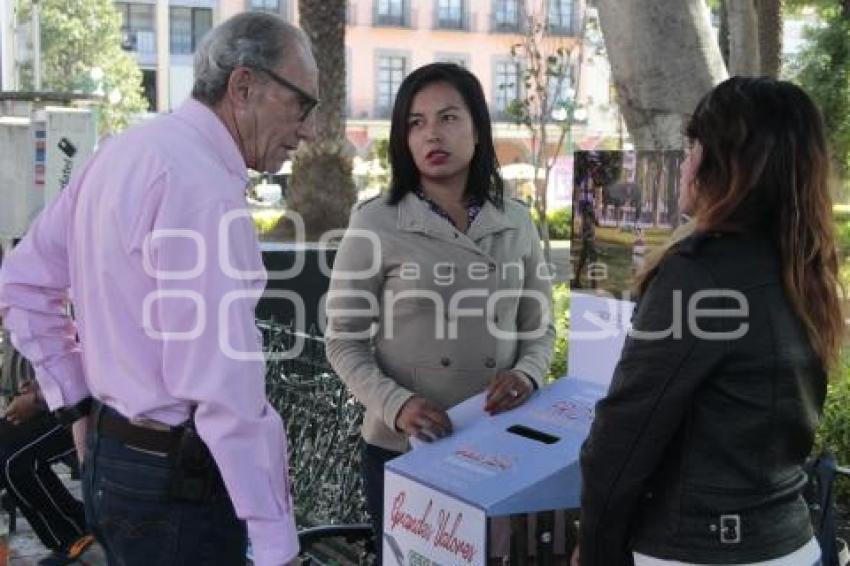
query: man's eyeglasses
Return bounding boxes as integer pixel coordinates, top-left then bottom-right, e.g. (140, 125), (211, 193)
(251, 66), (319, 122)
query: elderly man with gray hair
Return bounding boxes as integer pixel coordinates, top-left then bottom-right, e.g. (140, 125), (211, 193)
(0, 11), (317, 566)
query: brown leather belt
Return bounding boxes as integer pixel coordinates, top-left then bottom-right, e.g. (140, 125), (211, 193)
(95, 403), (184, 455)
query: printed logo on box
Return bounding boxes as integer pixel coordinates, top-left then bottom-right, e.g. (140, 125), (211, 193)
(384, 471), (486, 566)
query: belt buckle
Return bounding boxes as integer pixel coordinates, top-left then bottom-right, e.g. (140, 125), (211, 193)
(129, 417), (173, 432)
(719, 514), (741, 544)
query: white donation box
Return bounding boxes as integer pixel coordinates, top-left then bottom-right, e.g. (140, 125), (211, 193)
(383, 377), (608, 566)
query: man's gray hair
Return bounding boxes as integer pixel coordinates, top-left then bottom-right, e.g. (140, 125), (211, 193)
(192, 12), (308, 105)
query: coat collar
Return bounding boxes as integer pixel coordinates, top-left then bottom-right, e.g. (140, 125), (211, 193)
(396, 192), (515, 247)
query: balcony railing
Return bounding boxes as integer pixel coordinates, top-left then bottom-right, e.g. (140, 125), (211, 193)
(547, 23), (574, 36)
(490, 14), (524, 34)
(171, 31), (193, 55)
(434, 9), (467, 31)
(373, 11), (407, 27)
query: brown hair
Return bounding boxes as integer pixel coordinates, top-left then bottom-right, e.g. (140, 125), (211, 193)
(636, 77), (844, 370)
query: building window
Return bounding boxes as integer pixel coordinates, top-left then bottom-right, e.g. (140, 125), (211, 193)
(547, 72), (574, 115)
(170, 8), (212, 55)
(492, 0), (522, 33)
(249, 0), (281, 12)
(494, 60), (522, 117)
(116, 3), (156, 55)
(547, 0), (573, 35)
(375, 0), (406, 27)
(376, 54), (407, 117)
(436, 0), (464, 30)
(435, 53), (469, 68)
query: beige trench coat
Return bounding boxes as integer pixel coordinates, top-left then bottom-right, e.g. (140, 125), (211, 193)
(325, 193), (555, 452)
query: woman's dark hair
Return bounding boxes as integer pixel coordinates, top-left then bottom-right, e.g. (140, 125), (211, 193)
(638, 76), (844, 370)
(386, 63), (504, 208)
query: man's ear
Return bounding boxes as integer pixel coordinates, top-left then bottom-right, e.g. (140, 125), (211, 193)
(226, 67), (255, 109)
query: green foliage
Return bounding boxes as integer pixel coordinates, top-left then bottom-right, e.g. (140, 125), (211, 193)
(835, 208), (850, 290)
(792, 9), (850, 179)
(815, 348), (850, 505)
(547, 284), (569, 382)
(531, 207), (573, 240)
(785, 0), (844, 16)
(575, 151), (623, 190)
(372, 138), (389, 169)
(252, 208), (286, 236)
(547, 207), (572, 240)
(838, 220), (850, 251)
(18, 0), (148, 133)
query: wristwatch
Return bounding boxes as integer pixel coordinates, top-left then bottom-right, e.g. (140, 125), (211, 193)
(54, 397), (93, 426)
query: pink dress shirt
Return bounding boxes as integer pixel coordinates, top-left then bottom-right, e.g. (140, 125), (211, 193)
(0, 99), (298, 565)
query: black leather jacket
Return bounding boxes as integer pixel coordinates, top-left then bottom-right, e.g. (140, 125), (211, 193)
(579, 232), (826, 565)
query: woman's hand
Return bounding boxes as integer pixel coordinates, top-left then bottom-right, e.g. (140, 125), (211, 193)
(484, 370), (534, 415)
(395, 396), (453, 442)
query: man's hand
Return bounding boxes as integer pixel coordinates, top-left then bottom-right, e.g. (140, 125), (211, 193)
(484, 370), (534, 415)
(395, 396), (452, 443)
(3, 391), (43, 425)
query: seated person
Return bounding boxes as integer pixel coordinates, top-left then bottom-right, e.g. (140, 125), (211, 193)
(1, 378), (93, 565)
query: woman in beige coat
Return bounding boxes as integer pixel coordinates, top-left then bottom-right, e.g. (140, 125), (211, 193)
(325, 63), (555, 556)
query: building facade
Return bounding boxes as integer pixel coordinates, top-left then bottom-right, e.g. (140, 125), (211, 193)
(115, 1), (593, 154)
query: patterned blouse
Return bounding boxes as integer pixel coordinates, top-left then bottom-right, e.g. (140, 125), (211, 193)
(413, 187), (484, 233)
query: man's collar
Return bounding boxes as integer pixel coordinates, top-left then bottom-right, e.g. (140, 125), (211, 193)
(171, 98), (249, 184)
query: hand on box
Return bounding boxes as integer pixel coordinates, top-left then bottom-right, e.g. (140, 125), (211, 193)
(395, 396), (453, 443)
(484, 370), (534, 415)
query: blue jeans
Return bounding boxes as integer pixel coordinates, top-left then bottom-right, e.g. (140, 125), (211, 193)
(82, 406), (246, 565)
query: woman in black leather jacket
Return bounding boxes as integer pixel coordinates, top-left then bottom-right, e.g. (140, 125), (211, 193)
(575, 78), (845, 566)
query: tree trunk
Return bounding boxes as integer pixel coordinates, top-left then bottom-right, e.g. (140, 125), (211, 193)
(728, 0), (761, 76)
(719, 0), (731, 68)
(756, 0), (782, 77)
(285, 0), (356, 241)
(596, 0), (728, 150)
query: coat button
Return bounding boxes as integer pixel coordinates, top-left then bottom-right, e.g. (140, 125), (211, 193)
(484, 357), (496, 368)
(493, 313), (500, 324)
(488, 262), (497, 272)
(441, 357), (451, 367)
(454, 232), (459, 238)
